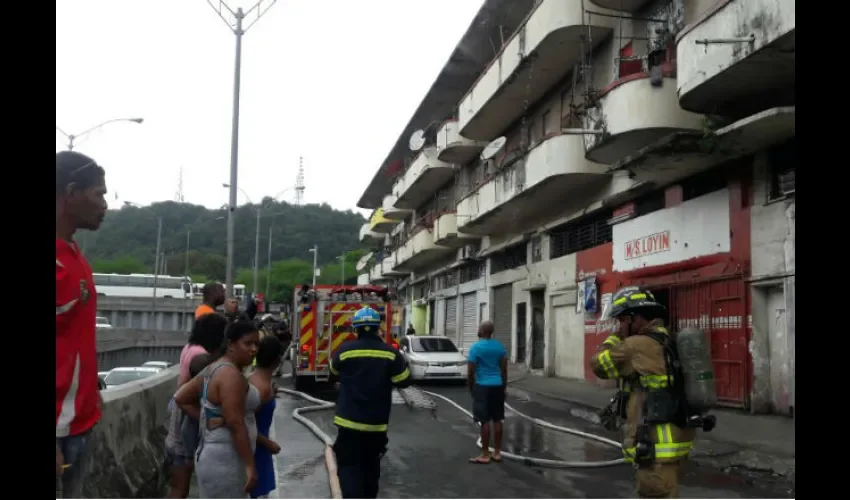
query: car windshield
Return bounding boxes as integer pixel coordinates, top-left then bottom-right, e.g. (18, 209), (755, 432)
(104, 370), (154, 386)
(412, 338), (458, 353)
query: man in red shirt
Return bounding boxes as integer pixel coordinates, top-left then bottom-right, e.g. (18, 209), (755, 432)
(56, 151), (108, 498)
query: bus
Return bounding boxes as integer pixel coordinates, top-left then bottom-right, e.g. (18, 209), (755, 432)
(93, 273), (192, 299)
(190, 283), (247, 303)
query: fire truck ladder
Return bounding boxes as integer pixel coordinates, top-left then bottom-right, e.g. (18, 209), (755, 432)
(314, 309), (333, 383)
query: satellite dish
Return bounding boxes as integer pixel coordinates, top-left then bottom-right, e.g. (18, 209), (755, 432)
(356, 252), (374, 271)
(409, 129), (426, 152)
(480, 136), (507, 161)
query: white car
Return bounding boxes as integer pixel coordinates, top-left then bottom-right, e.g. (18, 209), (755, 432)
(103, 367), (161, 388)
(96, 316), (112, 328)
(141, 361), (172, 370)
(399, 336), (467, 382)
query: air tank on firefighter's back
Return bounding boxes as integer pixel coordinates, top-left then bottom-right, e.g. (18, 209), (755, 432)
(674, 327), (717, 412)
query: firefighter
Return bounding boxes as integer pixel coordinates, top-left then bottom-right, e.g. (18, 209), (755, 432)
(590, 286), (695, 499)
(329, 306), (412, 499)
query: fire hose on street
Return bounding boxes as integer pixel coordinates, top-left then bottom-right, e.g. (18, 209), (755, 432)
(276, 373), (626, 498)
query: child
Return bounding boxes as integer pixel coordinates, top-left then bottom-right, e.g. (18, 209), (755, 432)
(180, 353), (214, 457)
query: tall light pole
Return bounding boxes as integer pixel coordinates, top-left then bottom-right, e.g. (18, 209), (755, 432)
(125, 201), (162, 326)
(338, 253), (346, 285)
(56, 117), (143, 150)
(309, 245), (318, 286)
(205, 0), (278, 298)
(266, 225), (273, 299)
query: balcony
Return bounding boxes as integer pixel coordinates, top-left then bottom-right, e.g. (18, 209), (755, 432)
(382, 194), (411, 220)
(588, 0), (652, 12)
(357, 273), (370, 285)
(394, 228), (452, 272)
(433, 211), (477, 248)
(457, 0), (614, 140)
(368, 208), (399, 234)
(609, 106), (795, 187)
(359, 223), (388, 246)
(393, 148), (455, 210)
(677, 0), (795, 116)
(382, 253), (407, 278)
(583, 75), (703, 165)
(457, 134), (608, 236)
(436, 120), (484, 165)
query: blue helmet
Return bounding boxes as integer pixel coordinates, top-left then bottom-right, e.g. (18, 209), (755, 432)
(352, 306), (381, 333)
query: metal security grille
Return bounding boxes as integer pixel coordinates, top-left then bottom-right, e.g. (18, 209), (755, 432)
(492, 285), (513, 359)
(461, 293), (478, 350)
(459, 261), (484, 283)
(549, 211), (613, 259)
(444, 297), (458, 341)
(490, 243), (528, 274)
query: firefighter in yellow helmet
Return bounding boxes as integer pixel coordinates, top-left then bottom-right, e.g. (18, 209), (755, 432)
(590, 286), (695, 498)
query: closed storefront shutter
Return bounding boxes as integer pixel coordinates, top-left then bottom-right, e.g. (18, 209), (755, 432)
(461, 293), (478, 350)
(444, 297), (458, 342)
(492, 285), (513, 359)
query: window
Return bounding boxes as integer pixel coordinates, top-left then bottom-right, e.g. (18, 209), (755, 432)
(531, 236), (542, 263)
(635, 190), (665, 217)
(549, 211), (613, 259)
(681, 168), (727, 202)
(541, 110), (551, 137)
(412, 337), (459, 353)
(490, 242), (528, 274)
(459, 261), (484, 283)
(768, 138), (796, 201)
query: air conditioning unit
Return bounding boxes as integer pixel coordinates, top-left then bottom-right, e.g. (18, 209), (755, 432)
(413, 298), (427, 307)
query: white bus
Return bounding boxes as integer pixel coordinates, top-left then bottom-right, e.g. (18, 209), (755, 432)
(190, 283), (247, 303)
(93, 273), (192, 299)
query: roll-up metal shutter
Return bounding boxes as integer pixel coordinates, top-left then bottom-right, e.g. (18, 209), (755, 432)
(492, 284), (513, 359)
(461, 293), (478, 350)
(444, 297), (458, 341)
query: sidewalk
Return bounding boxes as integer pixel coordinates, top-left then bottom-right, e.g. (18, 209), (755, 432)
(506, 366), (795, 482)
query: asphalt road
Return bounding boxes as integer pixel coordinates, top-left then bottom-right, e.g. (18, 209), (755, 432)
(268, 377), (795, 499)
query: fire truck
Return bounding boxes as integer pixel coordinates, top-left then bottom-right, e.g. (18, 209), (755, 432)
(290, 284), (396, 391)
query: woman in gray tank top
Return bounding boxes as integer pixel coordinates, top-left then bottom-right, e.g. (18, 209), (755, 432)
(175, 320), (262, 498)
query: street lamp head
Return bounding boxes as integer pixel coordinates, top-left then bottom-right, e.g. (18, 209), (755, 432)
(308, 248), (316, 253)
(129, 118), (144, 124)
(222, 183), (231, 188)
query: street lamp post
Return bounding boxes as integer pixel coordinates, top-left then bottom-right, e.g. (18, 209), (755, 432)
(266, 225), (273, 299)
(205, 0), (278, 298)
(56, 117), (143, 150)
(338, 254), (346, 285)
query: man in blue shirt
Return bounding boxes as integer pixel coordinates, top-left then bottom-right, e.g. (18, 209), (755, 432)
(466, 320), (508, 464)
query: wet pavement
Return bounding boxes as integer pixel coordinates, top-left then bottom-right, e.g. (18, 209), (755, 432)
(269, 378), (795, 499)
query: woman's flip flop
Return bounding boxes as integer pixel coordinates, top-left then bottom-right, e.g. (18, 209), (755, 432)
(468, 456), (491, 464)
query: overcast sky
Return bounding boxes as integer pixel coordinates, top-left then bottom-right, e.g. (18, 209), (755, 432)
(56, 0), (483, 214)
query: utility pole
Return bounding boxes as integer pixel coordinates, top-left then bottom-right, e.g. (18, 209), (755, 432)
(309, 245), (318, 286)
(266, 225), (273, 299)
(339, 253), (346, 285)
(253, 208), (261, 295)
(205, 0), (278, 297)
(152, 217), (163, 326)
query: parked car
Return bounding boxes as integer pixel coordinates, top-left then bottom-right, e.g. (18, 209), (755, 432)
(399, 336), (467, 382)
(141, 361), (172, 370)
(95, 316), (112, 329)
(102, 367), (161, 388)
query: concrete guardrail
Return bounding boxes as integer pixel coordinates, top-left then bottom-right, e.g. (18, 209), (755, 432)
(83, 366), (179, 498)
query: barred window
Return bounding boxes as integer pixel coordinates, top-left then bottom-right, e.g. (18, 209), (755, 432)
(530, 236), (542, 263)
(490, 243), (528, 274)
(549, 211), (613, 259)
(459, 261), (484, 283)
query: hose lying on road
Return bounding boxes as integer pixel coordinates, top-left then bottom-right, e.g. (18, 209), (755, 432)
(277, 374), (625, 473)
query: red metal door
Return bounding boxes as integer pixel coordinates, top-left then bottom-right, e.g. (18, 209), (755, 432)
(670, 277), (750, 408)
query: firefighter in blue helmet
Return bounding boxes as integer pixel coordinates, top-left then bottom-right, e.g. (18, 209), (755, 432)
(329, 306), (411, 499)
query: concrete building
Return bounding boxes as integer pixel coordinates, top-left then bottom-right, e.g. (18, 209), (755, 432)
(356, 0), (794, 414)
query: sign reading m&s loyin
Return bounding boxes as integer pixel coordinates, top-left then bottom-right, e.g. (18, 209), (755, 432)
(624, 231), (671, 260)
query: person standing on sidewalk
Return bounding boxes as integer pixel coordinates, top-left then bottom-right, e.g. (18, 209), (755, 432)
(467, 320), (508, 465)
(56, 151), (108, 498)
(590, 286), (695, 498)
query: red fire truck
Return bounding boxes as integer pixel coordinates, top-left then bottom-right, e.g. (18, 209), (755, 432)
(290, 284), (395, 391)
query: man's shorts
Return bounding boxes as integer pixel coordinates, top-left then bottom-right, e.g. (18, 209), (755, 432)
(472, 384), (505, 423)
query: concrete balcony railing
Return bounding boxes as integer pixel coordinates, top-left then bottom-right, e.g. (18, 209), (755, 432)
(436, 120), (485, 165)
(382, 193), (411, 220)
(359, 223), (388, 246)
(583, 75), (703, 165)
(369, 261), (383, 282)
(393, 148), (455, 210)
(458, 134), (607, 236)
(457, 0), (615, 140)
(382, 253), (406, 278)
(433, 211), (477, 248)
(368, 207), (399, 234)
(588, 0), (652, 12)
(677, 0), (795, 115)
(394, 228), (452, 272)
